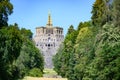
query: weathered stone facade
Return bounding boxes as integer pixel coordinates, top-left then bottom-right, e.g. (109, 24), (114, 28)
(33, 13), (64, 68)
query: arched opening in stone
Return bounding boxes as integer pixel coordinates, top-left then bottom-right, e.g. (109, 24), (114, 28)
(48, 44), (50, 47)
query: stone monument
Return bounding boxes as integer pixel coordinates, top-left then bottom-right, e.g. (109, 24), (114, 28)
(33, 13), (64, 68)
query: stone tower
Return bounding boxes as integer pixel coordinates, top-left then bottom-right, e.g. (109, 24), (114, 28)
(33, 13), (64, 68)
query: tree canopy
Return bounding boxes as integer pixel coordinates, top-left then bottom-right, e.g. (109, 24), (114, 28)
(0, 1), (44, 79)
(53, 0), (120, 80)
(0, 0), (13, 28)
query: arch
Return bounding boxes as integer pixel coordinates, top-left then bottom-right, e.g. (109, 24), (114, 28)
(48, 44), (50, 47)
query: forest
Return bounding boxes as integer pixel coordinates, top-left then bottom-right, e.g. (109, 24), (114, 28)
(0, 0), (44, 80)
(53, 0), (120, 80)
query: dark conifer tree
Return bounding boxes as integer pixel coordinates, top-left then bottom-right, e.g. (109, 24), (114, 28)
(0, 0), (13, 28)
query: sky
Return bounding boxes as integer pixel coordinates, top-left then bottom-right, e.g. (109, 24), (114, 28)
(8, 0), (95, 36)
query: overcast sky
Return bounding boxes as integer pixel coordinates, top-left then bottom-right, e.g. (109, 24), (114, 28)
(8, 0), (95, 36)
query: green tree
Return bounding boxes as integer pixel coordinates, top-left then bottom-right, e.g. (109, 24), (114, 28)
(53, 0), (120, 80)
(77, 21), (91, 31)
(0, 0), (13, 28)
(53, 44), (65, 76)
(0, 25), (23, 80)
(91, 0), (111, 26)
(0, 0), (44, 79)
(53, 22), (95, 80)
(88, 23), (120, 80)
(73, 26), (95, 80)
(61, 26), (77, 78)
(0, 25), (44, 80)
(20, 28), (33, 39)
(67, 25), (75, 35)
(112, 0), (120, 26)
(53, 25), (77, 78)
(14, 39), (44, 78)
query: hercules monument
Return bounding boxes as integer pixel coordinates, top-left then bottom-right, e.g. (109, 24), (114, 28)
(33, 13), (64, 68)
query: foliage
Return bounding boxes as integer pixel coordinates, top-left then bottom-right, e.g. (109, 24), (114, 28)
(53, 0), (120, 80)
(1, 0), (120, 80)
(73, 26), (96, 80)
(53, 44), (64, 76)
(0, 25), (44, 80)
(20, 28), (33, 39)
(27, 68), (43, 77)
(91, 0), (112, 26)
(14, 30), (44, 79)
(53, 22), (94, 80)
(0, 25), (23, 80)
(54, 23), (120, 80)
(77, 21), (91, 31)
(86, 23), (120, 80)
(112, 0), (120, 26)
(67, 25), (75, 35)
(0, 0), (13, 28)
(53, 25), (77, 78)
(0, 0), (44, 79)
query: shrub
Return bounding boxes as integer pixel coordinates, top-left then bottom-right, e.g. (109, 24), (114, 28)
(27, 68), (43, 77)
